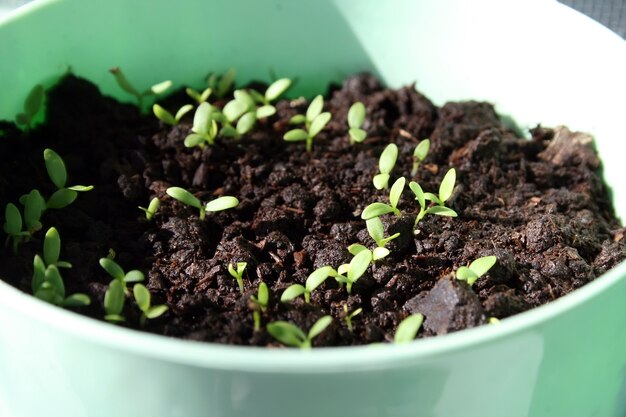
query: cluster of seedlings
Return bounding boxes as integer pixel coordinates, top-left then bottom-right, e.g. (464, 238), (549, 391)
(2, 69), (501, 348)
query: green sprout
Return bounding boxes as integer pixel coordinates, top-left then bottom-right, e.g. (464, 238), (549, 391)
(99, 257), (144, 287)
(409, 169), (458, 228)
(361, 177), (406, 220)
(207, 68), (236, 99)
(249, 78), (292, 118)
(3, 203), (30, 252)
(347, 101), (367, 143)
(104, 279), (126, 323)
(44, 148), (94, 209)
(42, 227), (72, 269)
(21, 189), (45, 233)
(166, 187), (239, 220)
(133, 283), (168, 327)
(456, 255), (497, 286)
(267, 315), (332, 349)
(152, 103), (193, 126)
(15, 84), (44, 130)
(186, 87), (212, 104)
(348, 217), (400, 261)
(343, 304), (362, 332)
(412, 139), (431, 176)
(284, 95), (331, 152)
(373, 143), (398, 190)
(394, 313), (424, 344)
(109, 67), (172, 110)
(334, 248), (373, 294)
(250, 282), (269, 332)
(227, 261), (247, 293)
(138, 197), (160, 221)
(217, 90), (257, 138)
(184, 102), (219, 148)
(281, 265), (336, 303)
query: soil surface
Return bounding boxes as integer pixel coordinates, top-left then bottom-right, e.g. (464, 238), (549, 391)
(0, 74), (624, 347)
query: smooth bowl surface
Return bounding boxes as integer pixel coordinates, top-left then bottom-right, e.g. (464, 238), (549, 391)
(1, 1), (626, 416)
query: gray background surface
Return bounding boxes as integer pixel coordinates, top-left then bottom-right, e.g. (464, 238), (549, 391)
(0, 0), (625, 39)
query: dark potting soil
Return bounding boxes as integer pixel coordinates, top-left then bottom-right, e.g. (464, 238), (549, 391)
(0, 74), (624, 347)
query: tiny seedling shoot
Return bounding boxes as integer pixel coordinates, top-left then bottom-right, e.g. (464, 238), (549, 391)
(184, 102), (219, 148)
(227, 262), (247, 293)
(412, 139), (430, 176)
(217, 90), (257, 138)
(249, 78), (292, 118)
(456, 255), (497, 286)
(334, 248), (373, 294)
(207, 68), (236, 99)
(343, 305), (362, 332)
(348, 217), (400, 261)
(281, 265), (336, 303)
(267, 315), (332, 349)
(109, 66), (172, 111)
(409, 168), (458, 228)
(373, 143), (398, 190)
(394, 313), (424, 344)
(133, 283), (168, 326)
(44, 148), (94, 209)
(138, 197), (160, 221)
(347, 101), (367, 143)
(284, 95), (332, 152)
(152, 103), (193, 126)
(15, 84), (44, 130)
(166, 187), (239, 220)
(104, 279), (126, 323)
(361, 177), (406, 220)
(3, 203), (31, 253)
(186, 86), (212, 104)
(249, 282), (269, 332)
(99, 257), (145, 288)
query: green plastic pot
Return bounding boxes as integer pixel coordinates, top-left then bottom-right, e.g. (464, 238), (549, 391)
(1, 1), (626, 416)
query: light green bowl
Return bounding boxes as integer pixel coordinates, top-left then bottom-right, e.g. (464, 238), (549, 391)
(1, 1), (626, 416)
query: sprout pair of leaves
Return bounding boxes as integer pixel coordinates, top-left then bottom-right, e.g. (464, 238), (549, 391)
(267, 315), (332, 349)
(334, 248), (373, 294)
(394, 313), (424, 344)
(152, 103), (193, 126)
(216, 90), (258, 138)
(281, 266), (336, 303)
(248, 78), (292, 119)
(109, 67), (172, 111)
(32, 228), (90, 308)
(44, 148), (94, 209)
(250, 282), (269, 332)
(3, 202), (34, 253)
(373, 144), (398, 190)
(284, 95), (332, 152)
(99, 257), (145, 291)
(410, 168), (457, 227)
(100, 256), (146, 323)
(138, 197), (160, 221)
(104, 281), (167, 325)
(412, 139), (430, 176)
(348, 217), (400, 262)
(186, 87), (213, 104)
(343, 304), (362, 332)
(206, 68), (236, 99)
(456, 255), (497, 286)
(227, 262), (247, 294)
(184, 102), (219, 148)
(347, 102), (367, 143)
(361, 177), (406, 221)
(166, 187), (239, 221)
(16, 84), (44, 129)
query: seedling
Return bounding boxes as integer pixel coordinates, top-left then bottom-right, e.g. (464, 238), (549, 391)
(42, 227), (72, 269)
(373, 143), (398, 190)
(348, 217), (400, 261)
(249, 78), (292, 118)
(343, 304), (363, 332)
(250, 282), (269, 332)
(21, 189), (45, 233)
(99, 257), (144, 287)
(133, 283), (168, 327)
(138, 197), (160, 221)
(152, 103), (193, 126)
(184, 102), (219, 148)
(166, 187), (239, 220)
(361, 177), (406, 220)
(103, 279), (125, 323)
(15, 84), (44, 129)
(281, 265), (336, 303)
(109, 67), (171, 110)
(347, 101), (367, 143)
(394, 313), (424, 344)
(186, 87), (212, 104)
(409, 171), (458, 228)
(424, 168), (457, 207)
(411, 139), (430, 176)
(284, 95), (332, 152)
(334, 248), (373, 294)
(206, 68), (236, 99)
(3, 203), (30, 252)
(217, 90), (257, 138)
(227, 261), (247, 293)
(44, 148), (94, 209)
(266, 315), (332, 349)
(456, 255), (497, 286)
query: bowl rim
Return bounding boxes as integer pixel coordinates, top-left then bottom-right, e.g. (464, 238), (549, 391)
(1, 0), (626, 374)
